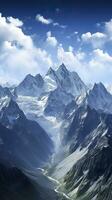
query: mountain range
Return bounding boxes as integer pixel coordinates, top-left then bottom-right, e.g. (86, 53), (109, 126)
(0, 63), (112, 200)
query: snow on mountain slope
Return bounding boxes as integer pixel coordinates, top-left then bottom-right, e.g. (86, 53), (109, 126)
(52, 146), (88, 180)
(44, 67), (59, 92)
(16, 95), (63, 151)
(87, 82), (112, 113)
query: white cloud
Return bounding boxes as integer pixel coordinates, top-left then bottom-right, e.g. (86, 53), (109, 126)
(53, 22), (66, 29)
(81, 19), (112, 49)
(0, 13), (33, 49)
(46, 31), (58, 47)
(76, 51), (86, 60)
(74, 31), (78, 35)
(105, 19), (112, 39)
(92, 49), (112, 62)
(68, 46), (74, 52)
(88, 49), (112, 84)
(36, 14), (53, 25)
(35, 13), (66, 29)
(7, 16), (23, 27)
(81, 32), (107, 48)
(0, 13), (53, 83)
(57, 44), (81, 69)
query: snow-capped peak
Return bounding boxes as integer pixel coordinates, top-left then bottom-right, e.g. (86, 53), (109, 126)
(55, 63), (87, 96)
(14, 73), (44, 97)
(87, 82), (112, 113)
(44, 64), (87, 96)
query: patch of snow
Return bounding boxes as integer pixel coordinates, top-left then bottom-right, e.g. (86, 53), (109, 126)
(52, 146), (88, 179)
(102, 129), (108, 137)
(75, 93), (86, 105)
(69, 186), (79, 197)
(81, 112), (87, 120)
(44, 76), (57, 92)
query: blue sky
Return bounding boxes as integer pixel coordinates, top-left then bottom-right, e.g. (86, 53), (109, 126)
(0, 0), (112, 85)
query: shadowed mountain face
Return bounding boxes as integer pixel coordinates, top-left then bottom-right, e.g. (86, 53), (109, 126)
(0, 122), (53, 169)
(14, 74), (44, 97)
(0, 162), (40, 200)
(0, 162), (67, 200)
(0, 99), (54, 169)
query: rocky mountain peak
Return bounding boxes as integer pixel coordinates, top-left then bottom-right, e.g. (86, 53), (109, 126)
(46, 67), (55, 76)
(87, 82), (112, 113)
(57, 63), (69, 77)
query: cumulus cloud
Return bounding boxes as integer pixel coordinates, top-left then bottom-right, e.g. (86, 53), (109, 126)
(0, 13), (53, 83)
(7, 16), (23, 27)
(81, 19), (112, 49)
(35, 13), (66, 28)
(46, 31), (58, 47)
(81, 32), (107, 48)
(88, 49), (112, 84)
(68, 46), (74, 52)
(36, 14), (53, 25)
(57, 44), (81, 69)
